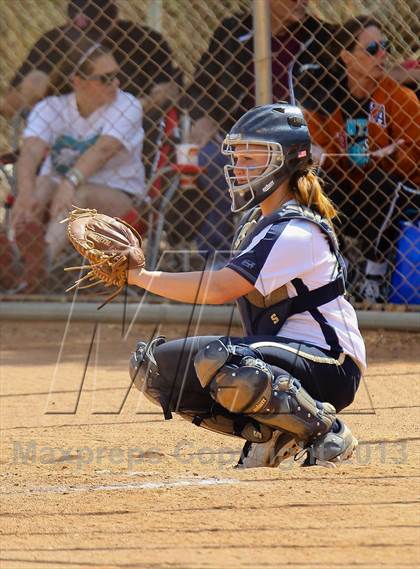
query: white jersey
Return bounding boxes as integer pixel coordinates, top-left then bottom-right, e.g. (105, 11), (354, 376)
(23, 90), (145, 197)
(227, 202), (367, 371)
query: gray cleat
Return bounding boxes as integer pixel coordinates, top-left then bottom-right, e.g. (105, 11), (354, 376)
(236, 430), (302, 468)
(302, 419), (358, 468)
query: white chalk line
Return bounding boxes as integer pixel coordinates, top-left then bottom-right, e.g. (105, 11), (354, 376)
(1, 476), (239, 496)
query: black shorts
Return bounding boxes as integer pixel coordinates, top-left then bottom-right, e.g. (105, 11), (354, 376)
(153, 335), (361, 415)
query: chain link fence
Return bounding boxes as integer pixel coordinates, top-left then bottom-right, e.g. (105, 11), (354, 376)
(0, 0), (418, 309)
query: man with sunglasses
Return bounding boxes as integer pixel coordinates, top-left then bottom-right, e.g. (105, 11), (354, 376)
(306, 17), (419, 303)
(11, 42), (145, 293)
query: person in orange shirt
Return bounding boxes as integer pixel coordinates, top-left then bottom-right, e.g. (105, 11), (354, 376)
(306, 17), (419, 303)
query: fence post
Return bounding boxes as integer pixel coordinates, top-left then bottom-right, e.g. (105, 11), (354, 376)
(253, 0), (272, 105)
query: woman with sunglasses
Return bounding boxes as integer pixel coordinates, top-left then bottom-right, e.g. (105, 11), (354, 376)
(11, 39), (145, 293)
(306, 17), (420, 303)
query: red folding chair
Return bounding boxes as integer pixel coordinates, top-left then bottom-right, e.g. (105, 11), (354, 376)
(0, 150), (21, 291)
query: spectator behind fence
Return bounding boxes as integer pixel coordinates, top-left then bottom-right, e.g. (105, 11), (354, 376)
(11, 41), (145, 294)
(1, 0), (180, 172)
(181, 0), (336, 260)
(306, 17), (420, 303)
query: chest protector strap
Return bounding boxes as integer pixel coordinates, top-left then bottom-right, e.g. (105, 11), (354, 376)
(233, 204), (347, 336)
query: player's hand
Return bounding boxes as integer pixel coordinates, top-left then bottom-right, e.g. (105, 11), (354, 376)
(50, 179), (76, 220)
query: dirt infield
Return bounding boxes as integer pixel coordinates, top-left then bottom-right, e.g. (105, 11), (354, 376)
(1, 320), (419, 569)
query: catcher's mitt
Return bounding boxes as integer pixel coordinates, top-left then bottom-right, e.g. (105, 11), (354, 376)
(64, 207), (145, 308)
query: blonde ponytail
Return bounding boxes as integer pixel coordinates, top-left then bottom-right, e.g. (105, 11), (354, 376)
(290, 167), (337, 222)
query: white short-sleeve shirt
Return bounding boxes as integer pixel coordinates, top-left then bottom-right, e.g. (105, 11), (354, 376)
(23, 90), (145, 197)
(227, 203), (367, 370)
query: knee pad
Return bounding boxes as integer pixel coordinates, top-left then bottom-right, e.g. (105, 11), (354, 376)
(194, 338), (262, 388)
(129, 336), (167, 408)
(194, 339), (336, 443)
(194, 338), (273, 413)
(210, 359), (274, 414)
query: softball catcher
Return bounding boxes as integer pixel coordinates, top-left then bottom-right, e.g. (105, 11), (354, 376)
(66, 103), (365, 468)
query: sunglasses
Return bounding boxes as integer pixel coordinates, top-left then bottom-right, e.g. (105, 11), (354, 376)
(364, 39), (390, 56)
(83, 70), (119, 85)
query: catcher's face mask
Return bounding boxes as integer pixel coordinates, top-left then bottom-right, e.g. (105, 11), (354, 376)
(222, 139), (285, 212)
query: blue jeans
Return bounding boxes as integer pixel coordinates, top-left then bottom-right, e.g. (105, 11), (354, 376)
(196, 137), (234, 261)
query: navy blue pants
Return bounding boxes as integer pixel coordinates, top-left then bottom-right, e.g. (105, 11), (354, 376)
(153, 335), (361, 416)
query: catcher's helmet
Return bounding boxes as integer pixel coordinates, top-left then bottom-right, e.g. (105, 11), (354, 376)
(221, 103), (312, 212)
